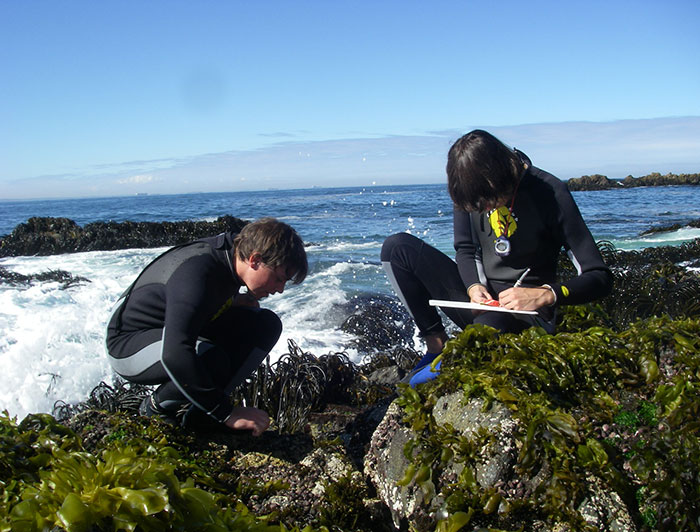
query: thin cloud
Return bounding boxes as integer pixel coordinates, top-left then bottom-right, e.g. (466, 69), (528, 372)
(258, 132), (299, 138)
(117, 174), (160, 185)
(2, 117), (699, 199)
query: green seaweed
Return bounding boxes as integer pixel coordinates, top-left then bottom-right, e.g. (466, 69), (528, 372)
(396, 316), (700, 531)
(317, 473), (369, 530)
(0, 412), (324, 532)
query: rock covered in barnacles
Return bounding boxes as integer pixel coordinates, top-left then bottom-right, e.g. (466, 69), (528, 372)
(364, 401), (434, 530)
(365, 393), (636, 531)
(432, 395), (520, 489)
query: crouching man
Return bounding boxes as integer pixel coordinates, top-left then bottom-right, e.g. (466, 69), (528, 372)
(106, 218), (307, 434)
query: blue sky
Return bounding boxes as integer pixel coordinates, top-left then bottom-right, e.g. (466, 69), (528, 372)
(1, 1), (699, 199)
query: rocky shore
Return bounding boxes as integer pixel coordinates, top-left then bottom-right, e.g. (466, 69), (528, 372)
(2, 218), (700, 531)
(0, 215), (248, 257)
(566, 172), (700, 191)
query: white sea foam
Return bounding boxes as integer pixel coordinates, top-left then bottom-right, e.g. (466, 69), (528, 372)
(0, 249), (163, 419)
(322, 240), (381, 252)
(613, 227), (700, 250)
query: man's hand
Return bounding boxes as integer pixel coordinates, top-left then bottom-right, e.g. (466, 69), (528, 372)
(498, 286), (555, 311)
(224, 406), (270, 436)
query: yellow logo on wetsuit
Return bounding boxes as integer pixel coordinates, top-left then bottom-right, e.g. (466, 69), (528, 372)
(489, 206), (517, 239)
(211, 297), (234, 321)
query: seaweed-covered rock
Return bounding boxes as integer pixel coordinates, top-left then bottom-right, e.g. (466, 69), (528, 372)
(0, 215), (248, 257)
(620, 172), (700, 188)
(4, 313), (700, 531)
(363, 316), (700, 531)
(341, 293), (416, 352)
(365, 395), (635, 531)
(0, 265), (90, 288)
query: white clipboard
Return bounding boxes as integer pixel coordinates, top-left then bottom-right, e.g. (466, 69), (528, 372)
(429, 299), (538, 316)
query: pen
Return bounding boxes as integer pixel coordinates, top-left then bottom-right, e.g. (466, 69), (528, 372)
(513, 267), (531, 287)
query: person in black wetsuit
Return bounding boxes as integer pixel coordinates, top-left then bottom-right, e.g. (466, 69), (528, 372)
(106, 217), (307, 434)
(381, 130), (613, 386)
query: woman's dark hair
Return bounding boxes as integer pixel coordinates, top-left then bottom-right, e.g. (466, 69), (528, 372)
(234, 218), (308, 284)
(446, 129), (523, 212)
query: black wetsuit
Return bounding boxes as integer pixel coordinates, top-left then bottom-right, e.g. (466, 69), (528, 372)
(106, 232), (281, 423)
(381, 157), (613, 338)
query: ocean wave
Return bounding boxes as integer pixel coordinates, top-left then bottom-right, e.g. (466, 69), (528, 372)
(320, 240), (382, 252)
(614, 227), (700, 250)
(0, 269), (119, 419)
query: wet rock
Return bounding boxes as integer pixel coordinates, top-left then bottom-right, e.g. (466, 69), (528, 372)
(0, 265), (90, 288)
(341, 293), (415, 352)
(639, 217), (700, 236)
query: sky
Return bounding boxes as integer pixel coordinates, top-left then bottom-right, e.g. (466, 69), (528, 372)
(1, 0), (699, 199)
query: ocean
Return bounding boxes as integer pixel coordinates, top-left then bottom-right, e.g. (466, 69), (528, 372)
(2, 183), (700, 419)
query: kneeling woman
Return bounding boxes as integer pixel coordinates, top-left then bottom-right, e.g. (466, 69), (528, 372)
(381, 130), (613, 386)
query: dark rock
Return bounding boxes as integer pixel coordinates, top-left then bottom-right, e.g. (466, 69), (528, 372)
(566, 174), (617, 191)
(639, 218), (700, 236)
(567, 171), (700, 191)
(0, 265), (90, 288)
(0, 215), (249, 257)
(341, 293), (415, 352)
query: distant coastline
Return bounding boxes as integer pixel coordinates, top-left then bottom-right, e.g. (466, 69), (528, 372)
(566, 172), (700, 191)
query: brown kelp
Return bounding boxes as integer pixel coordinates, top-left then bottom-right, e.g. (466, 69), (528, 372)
(230, 339), (407, 434)
(557, 239), (700, 331)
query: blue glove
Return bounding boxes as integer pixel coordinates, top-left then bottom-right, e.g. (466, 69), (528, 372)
(413, 351), (441, 371)
(409, 360), (442, 387)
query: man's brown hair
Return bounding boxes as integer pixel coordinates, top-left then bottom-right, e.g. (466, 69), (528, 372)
(234, 218), (308, 284)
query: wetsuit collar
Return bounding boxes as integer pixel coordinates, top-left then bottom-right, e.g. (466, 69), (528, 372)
(212, 231), (244, 285)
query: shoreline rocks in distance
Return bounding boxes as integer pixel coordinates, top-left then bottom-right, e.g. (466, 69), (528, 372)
(566, 171), (700, 191)
(0, 215), (249, 257)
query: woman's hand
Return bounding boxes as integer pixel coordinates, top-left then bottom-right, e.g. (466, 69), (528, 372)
(224, 406), (270, 436)
(467, 284), (494, 304)
(497, 286), (555, 311)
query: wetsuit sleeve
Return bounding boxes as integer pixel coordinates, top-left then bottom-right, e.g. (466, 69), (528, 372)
(453, 208), (483, 294)
(549, 183), (614, 305)
(160, 255), (233, 422)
